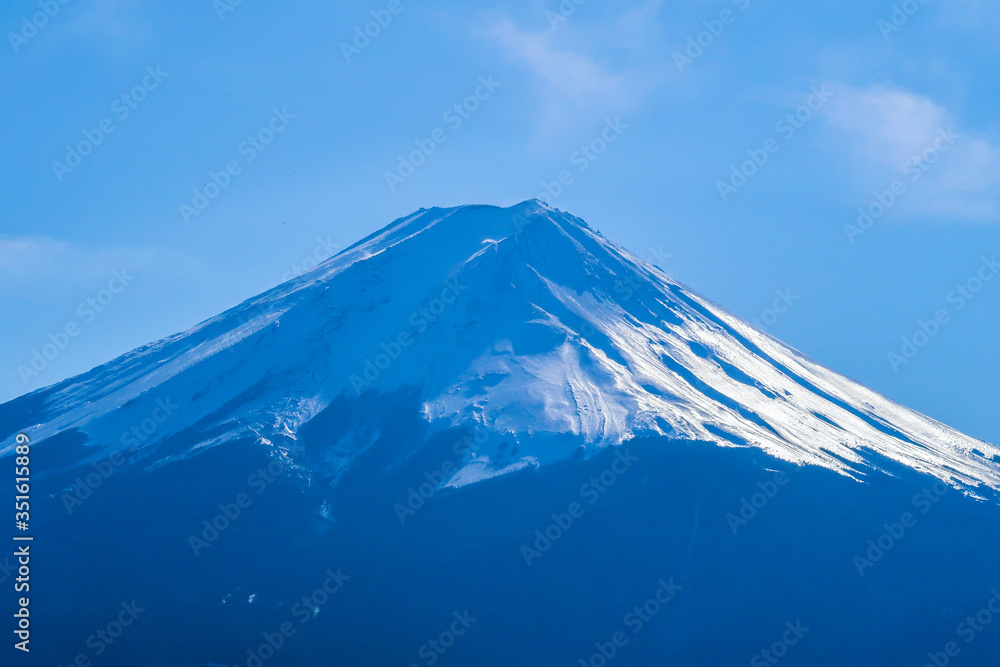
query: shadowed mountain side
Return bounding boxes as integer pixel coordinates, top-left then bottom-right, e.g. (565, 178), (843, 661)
(22, 401), (1000, 666)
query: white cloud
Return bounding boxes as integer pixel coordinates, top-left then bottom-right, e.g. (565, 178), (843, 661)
(935, 0), (1000, 28)
(488, 17), (635, 106)
(824, 85), (1000, 221)
(0, 237), (195, 288)
(35, 0), (152, 57)
(826, 86), (948, 166)
(480, 1), (666, 136)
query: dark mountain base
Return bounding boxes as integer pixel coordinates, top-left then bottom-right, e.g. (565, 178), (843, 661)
(14, 421), (1000, 666)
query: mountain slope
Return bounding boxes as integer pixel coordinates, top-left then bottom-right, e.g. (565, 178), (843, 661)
(2, 200), (998, 494)
(7, 201), (1000, 667)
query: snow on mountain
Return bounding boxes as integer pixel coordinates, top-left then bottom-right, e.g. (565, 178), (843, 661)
(3, 200), (999, 494)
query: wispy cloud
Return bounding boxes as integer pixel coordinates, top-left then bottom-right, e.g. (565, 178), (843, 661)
(479, 1), (666, 137)
(934, 0), (1000, 28)
(32, 0), (152, 57)
(824, 84), (1000, 221)
(0, 236), (193, 288)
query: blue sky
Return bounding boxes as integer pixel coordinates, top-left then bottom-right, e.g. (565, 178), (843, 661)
(2, 0), (998, 444)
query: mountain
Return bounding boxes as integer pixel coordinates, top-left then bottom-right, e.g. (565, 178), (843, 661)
(3, 199), (997, 492)
(4, 201), (1000, 667)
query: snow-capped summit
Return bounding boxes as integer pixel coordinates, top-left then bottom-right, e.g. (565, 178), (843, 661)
(3, 200), (998, 493)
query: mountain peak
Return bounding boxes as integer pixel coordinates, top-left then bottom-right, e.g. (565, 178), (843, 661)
(3, 204), (998, 496)
(357, 199), (591, 254)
